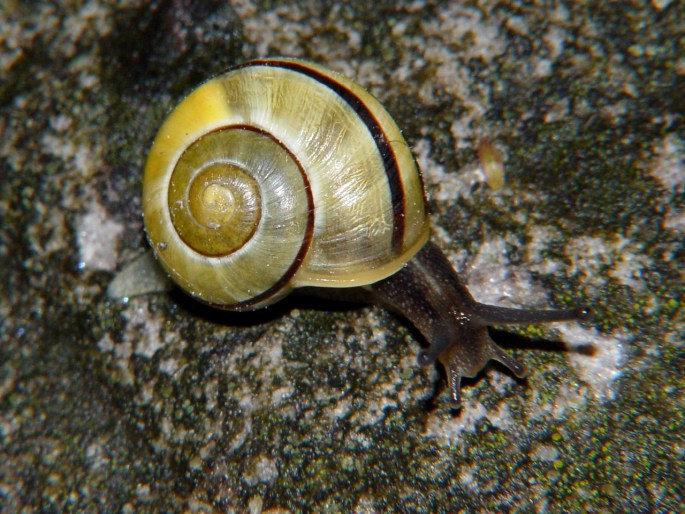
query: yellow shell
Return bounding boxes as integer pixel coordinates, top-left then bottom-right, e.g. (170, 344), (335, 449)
(143, 58), (430, 309)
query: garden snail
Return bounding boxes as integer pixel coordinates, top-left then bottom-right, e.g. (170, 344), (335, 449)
(142, 58), (590, 406)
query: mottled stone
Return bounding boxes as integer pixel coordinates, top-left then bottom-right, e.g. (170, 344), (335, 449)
(1, 0), (682, 512)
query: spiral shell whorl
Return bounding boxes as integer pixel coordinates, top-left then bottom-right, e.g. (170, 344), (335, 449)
(144, 122), (313, 308)
(168, 130), (262, 257)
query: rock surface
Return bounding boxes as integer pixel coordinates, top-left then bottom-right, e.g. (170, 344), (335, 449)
(1, 1), (683, 512)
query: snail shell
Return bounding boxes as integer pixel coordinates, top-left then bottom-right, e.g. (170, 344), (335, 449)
(143, 58), (429, 310)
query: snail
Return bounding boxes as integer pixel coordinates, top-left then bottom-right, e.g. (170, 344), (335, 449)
(141, 58), (590, 406)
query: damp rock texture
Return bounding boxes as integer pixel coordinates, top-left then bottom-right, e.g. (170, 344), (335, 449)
(1, 1), (683, 512)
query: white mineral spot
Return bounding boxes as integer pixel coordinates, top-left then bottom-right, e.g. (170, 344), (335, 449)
(664, 208), (685, 232)
(466, 236), (549, 308)
(270, 386), (294, 405)
(649, 134), (684, 192)
(423, 401), (490, 441)
(415, 137), (483, 202)
(125, 302), (165, 359)
(459, 464), (479, 491)
(77, 199), (124, 271)
(244, 454), (279, 486)
(562, 325), (627, 402)
(159, 358), (181, 376)
(564, 235), (613, 287)
(531, 444), (560, 461)
(96, 333), (115, 353)
(248, 495), (264, 514)
(607, 240), (651, 290)
(85, 442), (106, 470)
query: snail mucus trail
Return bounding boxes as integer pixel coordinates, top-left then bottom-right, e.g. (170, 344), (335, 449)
(137, 58), (590, 407)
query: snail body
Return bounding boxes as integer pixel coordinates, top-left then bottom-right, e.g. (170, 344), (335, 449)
(143, 58), (589, 406)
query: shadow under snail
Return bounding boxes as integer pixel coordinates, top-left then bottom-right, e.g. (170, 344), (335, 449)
(140, 57), (590, 407)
